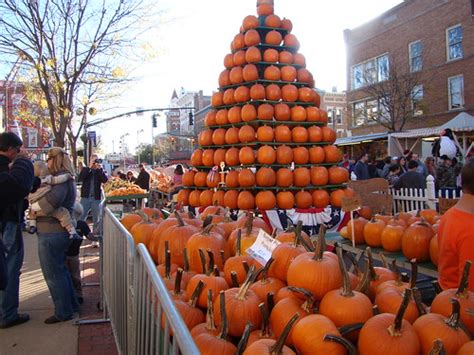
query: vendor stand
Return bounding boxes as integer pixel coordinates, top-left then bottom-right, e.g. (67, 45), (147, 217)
(103, 177), (149, 214)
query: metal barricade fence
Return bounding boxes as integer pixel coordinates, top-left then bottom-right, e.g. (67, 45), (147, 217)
(102, 208), (136, 354)
(133, 244), (200, 355)
(102, 208), (199, 355)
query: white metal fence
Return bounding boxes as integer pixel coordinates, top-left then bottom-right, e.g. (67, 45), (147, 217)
(389, 175), (462, 213)
(101, 208), (198, 355)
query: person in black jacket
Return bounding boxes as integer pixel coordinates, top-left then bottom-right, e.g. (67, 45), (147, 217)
(353, 153), (370, 180)
(393, 160), (426, 190)
(78, 154), (108, 237)
(135, 164), (150, 191)
(0, 132), (34, 329)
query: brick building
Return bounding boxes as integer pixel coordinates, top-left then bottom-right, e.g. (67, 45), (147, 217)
(318, 88), (349, 138)
(344, 0), (474, 139)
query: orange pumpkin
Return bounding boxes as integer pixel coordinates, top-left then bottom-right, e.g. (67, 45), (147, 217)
(234, 85), (250, 103)
(281, 84), (298, 102)
(237, 190), (255, 210)
(265, 30), (282, 45)
(244, 29), (261, 47)
(227, 106), (242, 124)
(255, 191), (277, 210)
(281, 66), (297, 82)
(290, 106), (307, 122)
(201, 149), (215, 167)
(223, 190), (239, 209)
(292, 147), (309, 164)
(308, 147), (325, 164)
(245, 46), (262, 63)
(310, 167), (329, 186)
(241, 104), (257, 122)
(256, 126), (274, 142)
(277, 191), (295, 210)
(250, 84), (266, 100)
(275, 125), (292, 142)
(225, 170), (239, 188)
(225, 147), (240, 166)
(239, 147), (255, 165)
(257, 103), (274, 120)
(256, 167), (276, 187)
(265, 14), (281, 27)
(276, 145), (293, 164)
(328, 166), (349, 184)
(312, 190), (330, 208)
(279, 50), (294, 64)
(264, 65), (281, 81)
(265, 84), (282, 101)
(293, 168), (310, 187)
(291, 126), (308, 143)
(324, 145), (342, 163)
(239, 125), (256, 143)
(263, 48), (279, 62)
(257, 146), (276, 165)
(238, 169), (256, 187)
(402, 221), (434, 262)
(295, 191), (313, 209)
(229, 66), (243, 84)
(381, 224), (405, 252)
(274, 103), (291, 121)
(276, 168), (294, 187)
(225, 127), (240, 145)
(364, 218), (386, 247)
(243, 64), (259, 82)
(346, 217), (368, 244)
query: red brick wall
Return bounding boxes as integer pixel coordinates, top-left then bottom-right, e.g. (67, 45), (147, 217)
(345, 0), (474, 135)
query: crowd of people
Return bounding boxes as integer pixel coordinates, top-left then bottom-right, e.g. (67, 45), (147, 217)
(0, 133), (108, 329)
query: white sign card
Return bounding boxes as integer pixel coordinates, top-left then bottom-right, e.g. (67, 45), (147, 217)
(246, 229), (281, 266)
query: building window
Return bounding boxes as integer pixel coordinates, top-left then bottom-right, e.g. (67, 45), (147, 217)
(446, 25), (463, 61)
(409, 40), (423, 72)
(366, 100), (378, 123)
(327, 107), (334, 124)
(336, 129), (344, 138)
(351, 54), (390, 90)
(412, 85), (424, 115)
(336, 108), (342, 124)
(353, 102), (366, 126)
(448, 75), (464, 110)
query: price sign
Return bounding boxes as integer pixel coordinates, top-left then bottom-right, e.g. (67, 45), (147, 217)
(341, 196), (362, 212)
(246, 229), (281, 266)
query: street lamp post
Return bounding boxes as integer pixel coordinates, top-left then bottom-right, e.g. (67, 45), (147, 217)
(136, 129), (144, 164)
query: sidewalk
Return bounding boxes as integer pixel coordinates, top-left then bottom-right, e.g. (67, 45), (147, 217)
(0, 234), (118, 355)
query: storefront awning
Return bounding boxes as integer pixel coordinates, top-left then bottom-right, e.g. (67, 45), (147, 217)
(335, 132), (388, 146)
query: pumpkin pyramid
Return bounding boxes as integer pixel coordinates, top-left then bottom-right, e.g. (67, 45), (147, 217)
(179, 0), (349, 211)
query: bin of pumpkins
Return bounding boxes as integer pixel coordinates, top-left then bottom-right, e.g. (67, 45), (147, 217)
(339, 206), (441, 265)
(176, 0), (352, 212)
(120, 202), (474, 354)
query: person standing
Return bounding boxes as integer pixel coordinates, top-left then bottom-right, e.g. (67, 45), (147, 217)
(393, 160), (426, 190)
(353, 153), (370, 180)
(0, 132), (34, 329)
(398, 156), (408, 174)
(78, 155), (108, 237)
(436, 155), (456, 193)
(424, 156), (436, 180)
(36, 148), (78, 323)
(411, 153), (428, 177)
(438, 159), (474, 291)
(386, 164), (401, 187)
(135, 163), (150, 191)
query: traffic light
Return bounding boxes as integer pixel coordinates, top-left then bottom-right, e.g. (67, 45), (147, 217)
(188, 111), (194, 126)
(152, 114), (157, 128)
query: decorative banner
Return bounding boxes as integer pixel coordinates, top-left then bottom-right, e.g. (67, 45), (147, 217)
(27, 128), (38, 148)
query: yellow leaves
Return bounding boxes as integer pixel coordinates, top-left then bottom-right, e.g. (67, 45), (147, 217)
(39, 98), (48, 109)
(111, 66), (126, 78)
(45, 58), (56, 68)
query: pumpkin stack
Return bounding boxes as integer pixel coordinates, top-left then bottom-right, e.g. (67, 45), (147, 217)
(178, 0), (350, 211)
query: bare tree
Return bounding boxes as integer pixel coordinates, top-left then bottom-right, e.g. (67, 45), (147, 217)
(0, 0), (157, 155)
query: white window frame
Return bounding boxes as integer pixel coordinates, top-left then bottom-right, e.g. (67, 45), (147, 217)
(446, 24), (463, 62)
(411, 84), (424, 115)
(351, 53), (390, 90)
(352, 101), (366, 126)
(409, 40), (423, 72)
(327, 106), (334, 124)
(335, 108), (342, 125)
(448, 75), (464, 110)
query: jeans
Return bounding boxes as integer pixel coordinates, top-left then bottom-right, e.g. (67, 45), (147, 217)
(80, 197), (102, 235)
(0, 222), (24, 322)
(37, 232), (79, 320)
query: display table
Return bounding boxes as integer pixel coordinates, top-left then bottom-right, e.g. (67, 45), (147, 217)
(105, 193), (150, 213)
(149, 189), (174, 208)
(325, 232), (438, 278)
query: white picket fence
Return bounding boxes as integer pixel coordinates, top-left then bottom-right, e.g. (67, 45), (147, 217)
(388, 175), (462, 213)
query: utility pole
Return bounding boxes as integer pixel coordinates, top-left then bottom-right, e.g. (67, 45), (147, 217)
(136, 129), (144, 164)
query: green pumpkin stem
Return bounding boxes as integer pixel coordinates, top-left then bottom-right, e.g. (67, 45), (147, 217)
(388, 288), (412, 336)
(336, 245), (354, 297)
(456, 261), (471, 297)
(324, 334), (358, 355)
(269, 313), (299, 354)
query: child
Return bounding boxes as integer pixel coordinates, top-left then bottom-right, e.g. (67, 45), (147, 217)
(28, 160), (80, 239)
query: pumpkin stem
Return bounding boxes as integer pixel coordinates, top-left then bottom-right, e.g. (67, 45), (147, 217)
(269, 313), (299, 355)
(164, 241), (171, 280)
(230, 271), (239, 287)
(373, 305), (380, 315)
(217, 291), (228, 340)
(366, 247), (379, 281)
(432, 280), (442, 294)
(173, 268), (183, 296)
(207, 249), (215, 276)
(456, 261), (471, 297)
(267, 292), (275, 313)
(258, 302), (271, 337)
(220, 250), (225, 267)
(313, 224), (327, 261)
(236, 265), (256, 300)
(187, 210), (195, 220)
(429, 339), (446, 355)
(202, 215), (213, 228)
(213, 265), (221, 277)
(255, 258), (274, 283)
(336, 245), (354, 297)
(380, 253), (389, 269)
(189, 280), (204, 308)
(202, 222), (215, 235)
(136, 210), (150, 223)
(183, 248), (190, 272)
(355, 259), (370, 295)
(338, 322), (364, 337)
(287, 286), (316, 312)
(445, 298), (462, 329)
(412, 287), (427, 316)
(346, 250), (362, 275)
(174, 211), (186, 227)
(409, 259), (418, 289)
(324, 334), (358, 355)
(391, 259), (403, 286)
(205, 289), (217, 331)
(388, 288), (412, 336)
(236, 322), (252, 355)
(245, 213), (254, 236)
(198, 248), (207, 274)
(242, 260), (250, 274)
(236, 229), (243, 256)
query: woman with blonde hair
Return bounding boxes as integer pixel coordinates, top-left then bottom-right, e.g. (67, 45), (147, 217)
(35, 147), (79, 324)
